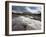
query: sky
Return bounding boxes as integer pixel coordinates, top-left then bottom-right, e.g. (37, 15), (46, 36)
(12, 6), (41, 14)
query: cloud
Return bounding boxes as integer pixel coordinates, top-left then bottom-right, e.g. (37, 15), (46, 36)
(12, 6), (41, 14)
(25, 6), (41, 14)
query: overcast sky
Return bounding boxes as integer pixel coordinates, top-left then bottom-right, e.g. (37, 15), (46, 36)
(12, 6), (41, 14)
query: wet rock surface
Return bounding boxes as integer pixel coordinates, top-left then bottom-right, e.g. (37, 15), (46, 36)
(12, 13), (41, 31)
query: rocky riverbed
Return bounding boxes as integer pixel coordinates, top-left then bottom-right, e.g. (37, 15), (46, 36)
(12, 14), (41, 31)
